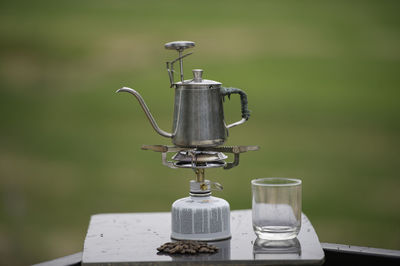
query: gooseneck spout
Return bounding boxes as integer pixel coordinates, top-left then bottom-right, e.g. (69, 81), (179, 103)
(116, 87), (173, 138)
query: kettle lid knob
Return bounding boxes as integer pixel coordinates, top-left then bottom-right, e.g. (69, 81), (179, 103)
(192, 69), (203, 82)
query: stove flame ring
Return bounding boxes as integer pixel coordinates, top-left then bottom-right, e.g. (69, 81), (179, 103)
(173, 161), (226, 169)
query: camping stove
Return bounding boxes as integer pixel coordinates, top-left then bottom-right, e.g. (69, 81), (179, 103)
(117, 41), (259, 241)
(142, 145), (258, 241)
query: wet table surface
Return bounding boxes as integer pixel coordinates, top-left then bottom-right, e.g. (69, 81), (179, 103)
(82, 210), (324, 265)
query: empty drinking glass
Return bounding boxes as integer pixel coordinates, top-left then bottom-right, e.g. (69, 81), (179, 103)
(252, 178), (302, 240)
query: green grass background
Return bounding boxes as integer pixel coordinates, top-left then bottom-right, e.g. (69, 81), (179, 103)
(0, 0), (399, 265)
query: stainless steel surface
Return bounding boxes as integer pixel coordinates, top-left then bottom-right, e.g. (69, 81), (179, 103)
(116, 87), (172, 138)
(166, 52), (193, 87)
(172, 151), (228, 163)
(192, 69), (203, 82)
(175, 160), (226, 169)
(82, 210), (325, 265)
(156, 149), (228, 169)
(165, 41), (195, 85)
(172, 81), (226, 147)
(205, 145), (260, 153)
(161, 152), (176, 169)
(224, 153), (240, 169)
(164, 41), (195, 50)
(175, 78), (222, 86)
(141, 144), (261, 154)
(141, 145), (259, 170)
(226, 117), (247, 129)
(179, 50), (183, 82)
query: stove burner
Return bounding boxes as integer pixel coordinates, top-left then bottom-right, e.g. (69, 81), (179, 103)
(171, 151), (227, 168)
(174, 160), (226, 169)
(141, 145), (259, 170)
(172, 151), (228, 162)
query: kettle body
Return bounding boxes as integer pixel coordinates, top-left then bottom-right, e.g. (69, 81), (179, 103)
(172, 76), (226, 147)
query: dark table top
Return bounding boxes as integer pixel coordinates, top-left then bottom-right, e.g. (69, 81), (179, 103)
(82, 210), (325, 265)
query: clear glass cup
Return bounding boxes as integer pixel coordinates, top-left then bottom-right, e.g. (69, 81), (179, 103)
(253, 238), (301, 260)
(252, 178), (302, 240)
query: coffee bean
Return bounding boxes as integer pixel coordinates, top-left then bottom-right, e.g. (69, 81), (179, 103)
(156, 240), (218, 255)
(199, 247), (208, 253)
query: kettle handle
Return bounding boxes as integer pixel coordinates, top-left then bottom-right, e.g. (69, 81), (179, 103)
(220, 87), (251, 129)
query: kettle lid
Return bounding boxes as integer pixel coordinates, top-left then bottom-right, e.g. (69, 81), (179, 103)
(175, 69), (221, 86)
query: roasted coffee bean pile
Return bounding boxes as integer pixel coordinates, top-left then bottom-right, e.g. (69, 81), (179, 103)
(157, 240), (218, 254)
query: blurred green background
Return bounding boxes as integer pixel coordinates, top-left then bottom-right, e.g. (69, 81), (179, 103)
(1, 0), (399, 265)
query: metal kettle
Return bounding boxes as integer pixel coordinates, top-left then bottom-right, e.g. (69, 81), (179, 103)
(117, 41), (251, 147)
